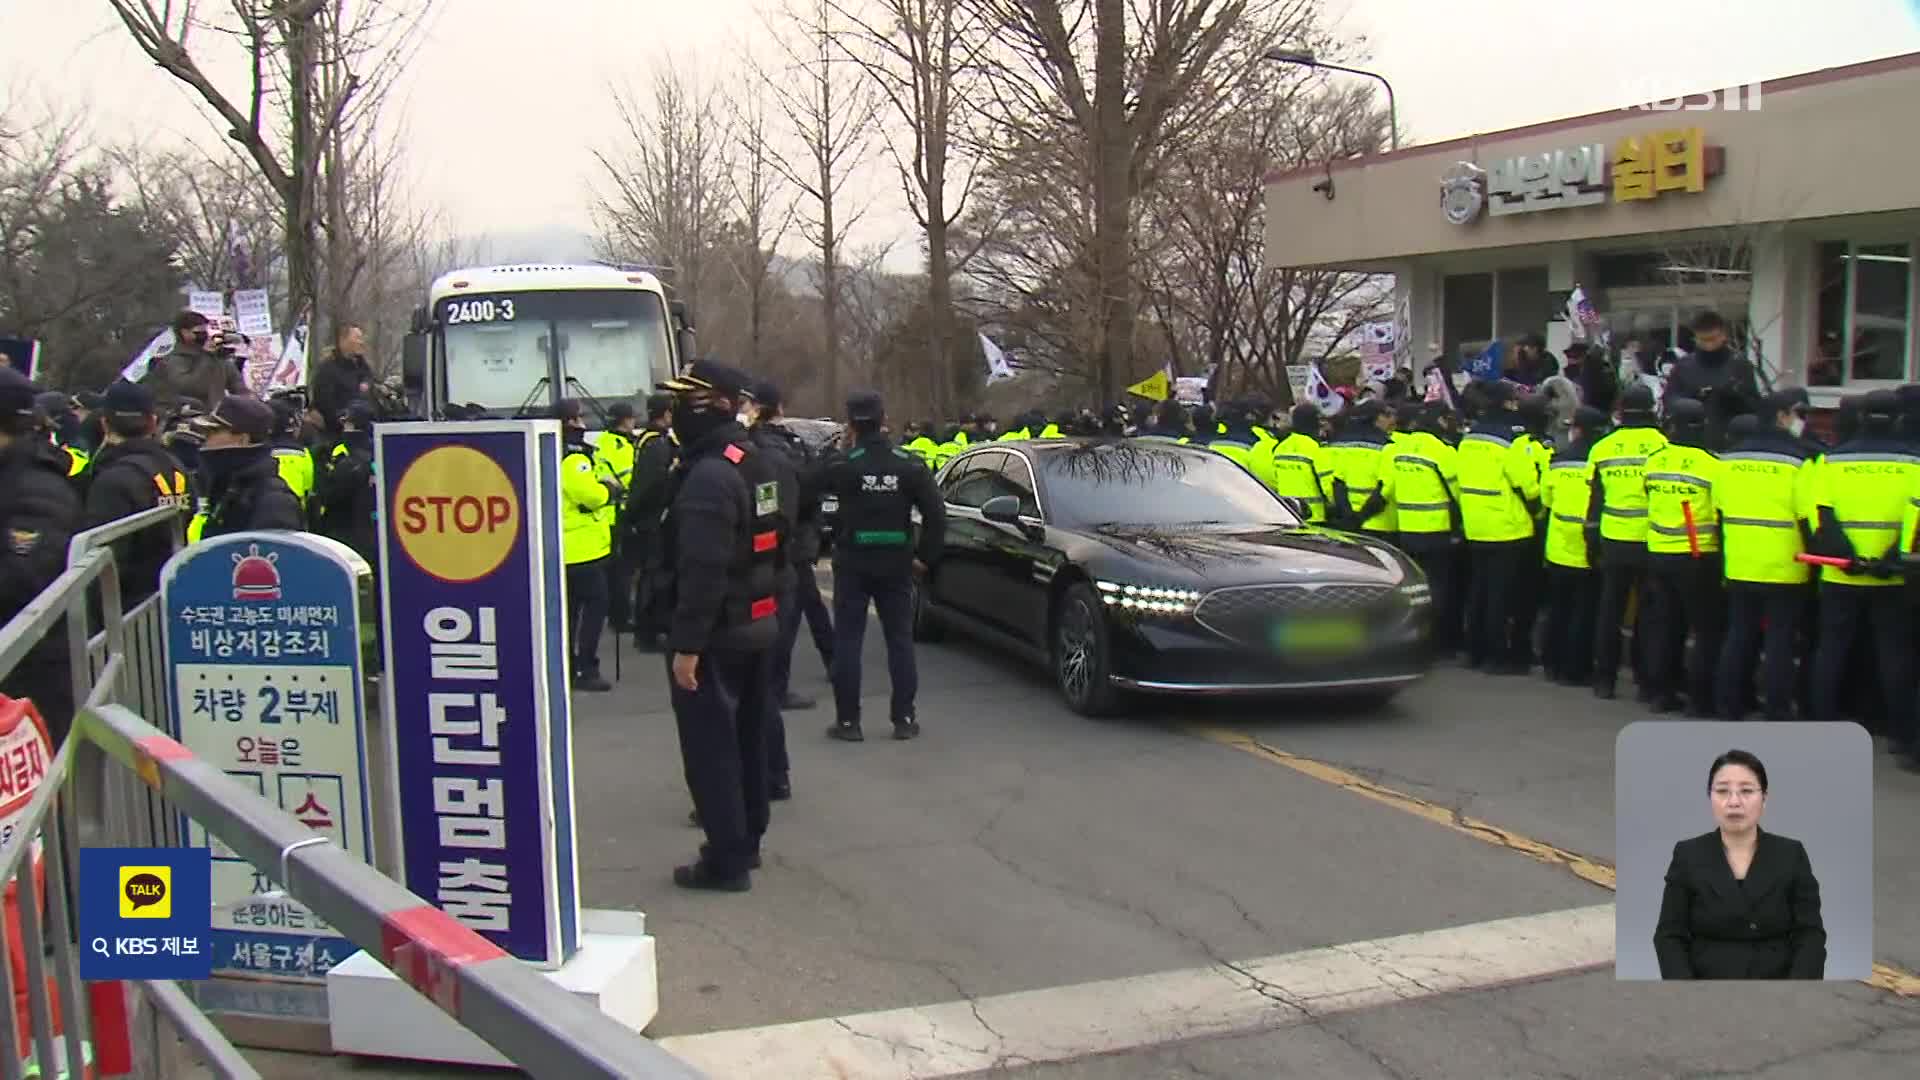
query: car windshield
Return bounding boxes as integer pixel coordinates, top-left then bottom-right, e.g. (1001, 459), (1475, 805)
(1037, 443), (1301, 528)
(437, 289), (673, 414)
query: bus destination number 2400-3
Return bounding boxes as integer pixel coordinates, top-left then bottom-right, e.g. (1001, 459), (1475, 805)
(445, 298), (517, 325)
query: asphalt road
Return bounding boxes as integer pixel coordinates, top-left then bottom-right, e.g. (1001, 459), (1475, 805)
(245, 602), (1920, 1079)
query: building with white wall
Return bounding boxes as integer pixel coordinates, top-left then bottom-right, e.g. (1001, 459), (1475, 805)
(1263, 51), (1920, 407)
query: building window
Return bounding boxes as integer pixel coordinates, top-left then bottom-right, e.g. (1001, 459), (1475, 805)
(1812, 240), (1912, 386)
(1495, 267), (1550, 342)
(1442, 273), (1492, 361)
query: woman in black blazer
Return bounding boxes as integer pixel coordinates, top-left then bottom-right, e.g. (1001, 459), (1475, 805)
(1653, 749), (1826, 979)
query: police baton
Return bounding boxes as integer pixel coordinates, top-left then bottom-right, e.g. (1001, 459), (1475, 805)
(1795, 552), (1920, 574)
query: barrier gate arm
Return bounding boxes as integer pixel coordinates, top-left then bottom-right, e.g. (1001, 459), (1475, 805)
(77, 704), (707, 1080)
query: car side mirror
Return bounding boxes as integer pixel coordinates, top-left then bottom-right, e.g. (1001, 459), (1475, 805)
(980, 495), (1021, 524)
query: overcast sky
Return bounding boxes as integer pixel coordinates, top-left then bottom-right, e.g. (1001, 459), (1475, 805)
(7, 0), (1920, 267)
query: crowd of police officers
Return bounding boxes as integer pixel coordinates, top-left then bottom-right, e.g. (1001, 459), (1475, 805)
(10, 305), (1920, 895)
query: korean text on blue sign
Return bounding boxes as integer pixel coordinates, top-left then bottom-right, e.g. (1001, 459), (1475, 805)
(375, 423), (580, 969)
(161, 533), (375, 982)
(79, 847), (213, 980)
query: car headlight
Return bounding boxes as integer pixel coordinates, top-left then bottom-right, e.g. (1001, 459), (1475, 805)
(1397, 582), (1433, 607)
(1096, 580), (1202, 617)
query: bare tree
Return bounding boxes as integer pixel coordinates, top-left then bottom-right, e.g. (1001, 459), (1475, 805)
(760, 0), (883, 410)
(112, 146), (284, 297)
(104, 0), (437, 330)
(592, 59), (731, 315)
(719, 74), (793, 367)
(829, 0), (991, 418)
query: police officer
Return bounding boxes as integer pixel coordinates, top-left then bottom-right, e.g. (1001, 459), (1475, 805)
(558, 400), (619, 692)
(83, 380), (193, 606)
(1713, 404), (1817, 722)
(902, 421), (940, 467)
(626, 394), (678, 652)
(1540, 406), (1607, 686)
(1455, 381), (1540, 673)
(1325, 400), (1396, 542)
(35, 391), (90, 496)
(745, 381), (809, 803)
(0, 365), (84, 744)
(193, 396), (304, 537)
(749, 383), (830, 715)
(315, 401), (379, 564)
(1134, 400), (1191, 443)
(267, 395), (317, 516)
(1208, 401), (1278, 490)
(1641, 398), (1724, 714)
(1386, 402), (1462, 652)
(1585, 384), (1667, 699)
(1268, 403), (1329, 519)
(595, 402), (641, 633)
(1808, 390), (1918, 764)
(654, 362), (788, 891)
(819, 391), (945, 742)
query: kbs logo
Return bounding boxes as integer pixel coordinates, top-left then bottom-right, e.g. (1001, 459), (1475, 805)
(119, 864), (171, 919)
(393, 446), (522, 582)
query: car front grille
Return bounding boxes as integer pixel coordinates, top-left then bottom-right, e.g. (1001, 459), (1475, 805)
(1193, 584), (1398, 646)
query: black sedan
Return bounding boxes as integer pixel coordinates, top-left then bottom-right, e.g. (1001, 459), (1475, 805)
(914, 439), (1434, 715)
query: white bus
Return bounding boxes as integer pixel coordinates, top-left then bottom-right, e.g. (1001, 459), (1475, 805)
(401, 263), (695, 426)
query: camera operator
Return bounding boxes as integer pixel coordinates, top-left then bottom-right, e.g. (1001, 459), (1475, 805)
(142, 310), (247, 414)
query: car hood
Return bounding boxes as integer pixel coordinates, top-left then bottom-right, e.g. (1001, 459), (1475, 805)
(1079, 523), (1409, 587)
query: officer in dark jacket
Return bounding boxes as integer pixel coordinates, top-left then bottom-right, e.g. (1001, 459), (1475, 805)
(83, 381), (193, 607)
(749, 382), (831, 714)
(654, 361), (788, 892)
(0, 365), (84, 744)
(193, 396), (305, 537)
(744, 381), (810, 801)
(819, 391), (945, 742)
(625, 393), (678, 652)
(315, 401), (379, 562)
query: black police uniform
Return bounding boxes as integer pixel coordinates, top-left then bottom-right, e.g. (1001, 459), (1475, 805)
(83, 381), (193, 607)
(0, 367), (85, 744)
(315, 406), (380, 563)
(625, 410), (679, 651)
(820, 392), (945, 740)
(195, 397), (305, 537)
(655, 362), (787, 889)
(746, 406), (804, 797)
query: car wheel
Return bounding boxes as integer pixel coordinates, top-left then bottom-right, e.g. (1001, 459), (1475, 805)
(911, 576), (945, 642)
(1052, 583), (1118, 716)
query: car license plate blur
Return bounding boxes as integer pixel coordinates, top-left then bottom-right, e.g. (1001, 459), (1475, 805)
(1270, 617), (1365, 654)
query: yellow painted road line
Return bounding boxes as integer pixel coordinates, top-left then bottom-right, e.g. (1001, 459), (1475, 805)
(1191, 725), (1919, 999)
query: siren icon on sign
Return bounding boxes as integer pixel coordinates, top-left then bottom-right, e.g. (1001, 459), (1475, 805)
(231, 544), (282, 601)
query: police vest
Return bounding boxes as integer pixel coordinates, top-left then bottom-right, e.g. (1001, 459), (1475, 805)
(1324, 437), (1396, 531)
(593, 430), (638, 531)
(1587, 427), (1668, 544)
(998, 427), (1030, 442)
(1644, 444), (1721, 555)
(152, 468), (192, 513)
(1455, 431), (1535, 543)
(272, 446), (315, 508)
(1716, 446), (1813, 584)
(1813, 447), (1920, 587)
(720, 440), (786, 629)
(62, 445), (89, 478)
(1209, 431), (1277, 490)
(836, 444), (923, 552)
(560, 445), (613, 564)
(1389, 434), (1457, 537)
(1542, 458), (1595, 569)
(905, 436), (940, 467)
(1269, 433), (1329, 521)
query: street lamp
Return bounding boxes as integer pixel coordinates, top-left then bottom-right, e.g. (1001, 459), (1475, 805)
(1261, 47), (1398, 152)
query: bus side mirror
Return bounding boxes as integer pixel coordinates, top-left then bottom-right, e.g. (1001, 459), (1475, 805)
(670, 301), (697, 368)
(401, 332), (426, 391)
(409, 305), (430, 335)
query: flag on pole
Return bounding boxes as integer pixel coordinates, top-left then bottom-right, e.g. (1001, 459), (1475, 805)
(1306, 364), (1344, 416)
(980, 332), (1015, 383)
(119, 328), (175, 383)
(1125, 370), (1170, 401)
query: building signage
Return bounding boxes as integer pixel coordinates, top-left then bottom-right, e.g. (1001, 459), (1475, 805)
(1449, 127), (1722, 224)
(161, 532), (375, 985)
(374, 421), (580, 970)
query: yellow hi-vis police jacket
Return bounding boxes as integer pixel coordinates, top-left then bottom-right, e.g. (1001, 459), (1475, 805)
(561, 443), (614, 564)
(1716, 438), (1816, 585)
(1644, 443), (1721, 555)
(904, 435), (940, 467)
(1812, 441), (1920, 587)
(592, 428), (637, 529)
(1585, 425), (1668, 544)
(272, 446), (315, 508)
(1207, 428), (1279, 491)
(1542, 451), (1595, 569)
(1269, 432), (1330, 521)
(1454, 426), (1538, 544)
(1386, 431), (1458, 539)
(1324, 431), (1396, 532)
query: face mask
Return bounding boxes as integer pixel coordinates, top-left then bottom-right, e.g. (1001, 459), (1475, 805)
(1788, 416), (1807, 438)
(201, 441), (268, 479)
(671, 402), (732, 446)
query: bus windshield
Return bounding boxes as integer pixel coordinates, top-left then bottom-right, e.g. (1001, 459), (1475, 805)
(436, 289), (673, 413)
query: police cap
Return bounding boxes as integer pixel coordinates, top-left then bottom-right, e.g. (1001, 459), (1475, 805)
(1515, 394), (1550, 422)
(1666, 397), (1708, 425)
(1571, 405), (1608, 435)
(1619, 384), (1657, 415)
(554, 399), (585, 421)
(1726, 413), (1761, 441)
(1862, 389), (1901, 421)
(846, 390), (884, 423)
(1347, 399), (1382, 422)
(645, 393), (674, 419)
(607, 400), (637, 423)
(750, 380), (783, 412)
(659, 359), (754, 400)
(193, 394), (275, 438)
(33, 390), (71, 419)
(341, 400), (376, 429)
(1763, 389), (1807, 415)
(104, 379), (157, 416)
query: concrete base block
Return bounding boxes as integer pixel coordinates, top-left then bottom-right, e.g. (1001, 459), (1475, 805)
(325, 909), (655, 1067)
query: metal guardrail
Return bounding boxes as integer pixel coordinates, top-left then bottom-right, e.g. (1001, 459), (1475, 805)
(0, 509), (705, 1079)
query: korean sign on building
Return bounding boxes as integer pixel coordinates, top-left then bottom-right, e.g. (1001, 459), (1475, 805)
(162, 532), (374, 986)
(1447, 127), (1724, 223)
(375, 421), (580, 970)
